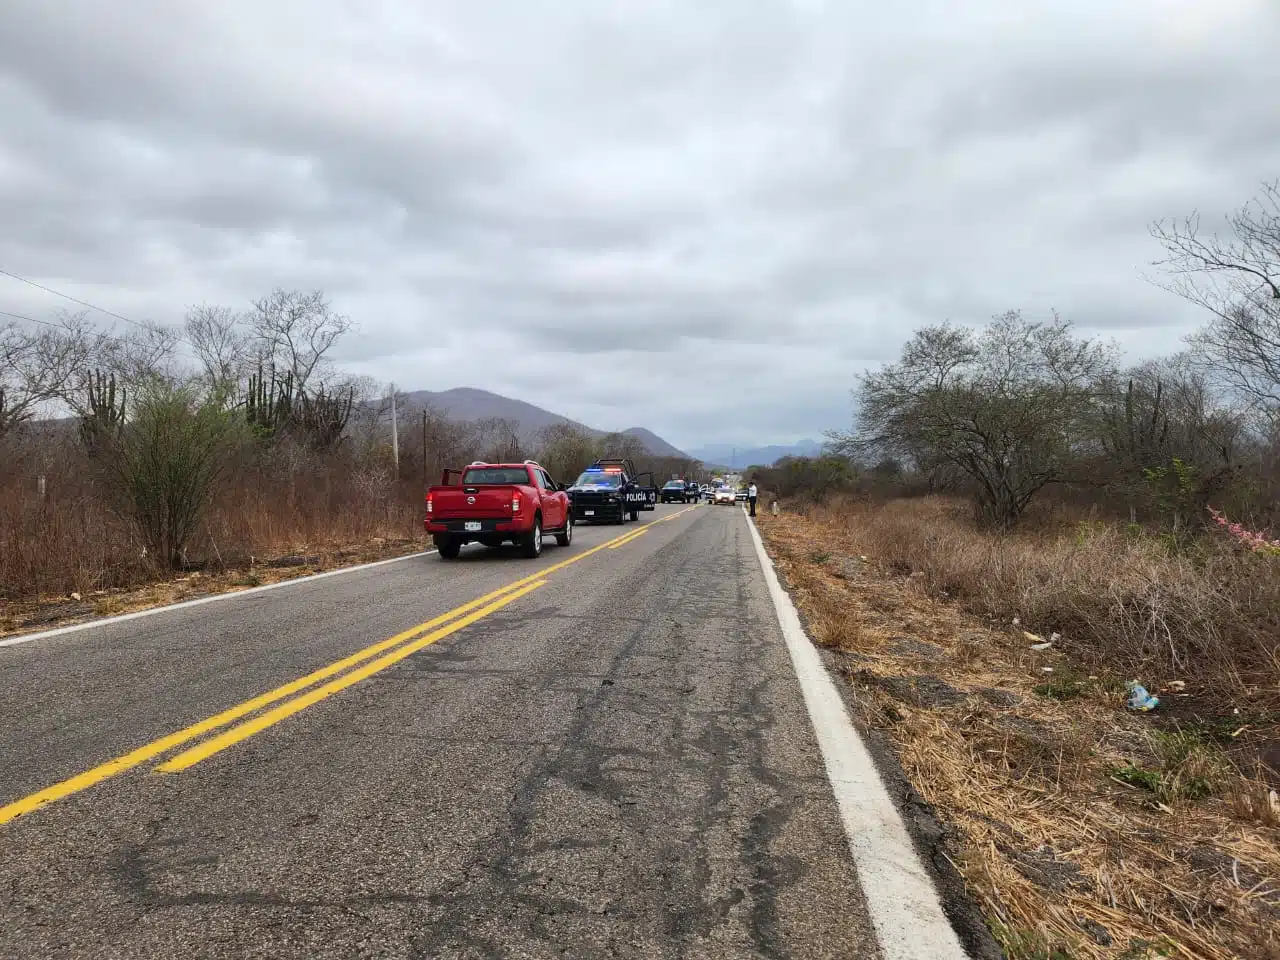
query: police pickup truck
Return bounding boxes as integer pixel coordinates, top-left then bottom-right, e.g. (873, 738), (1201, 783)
(567, 459), (657, 524)
(660, 479), (689, 503)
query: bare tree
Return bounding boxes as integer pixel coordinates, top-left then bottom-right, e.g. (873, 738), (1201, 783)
(94, 318), (183, 390)
(185, 304), (248, 394)
(1153, 182), (1280, 405)
(838, 311), (1115, 528)
(472, 417), (524, 463)
(419, 406), (479, 482)
(596, 432), (647, 462)
(535, 422), (598, 482)
(1093, 353), (1244, 523)
(247, 289), (353, 394)
(0, 313), (98, 434)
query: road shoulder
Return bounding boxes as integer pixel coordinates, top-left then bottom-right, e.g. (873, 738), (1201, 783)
(745, 507), (999, 960)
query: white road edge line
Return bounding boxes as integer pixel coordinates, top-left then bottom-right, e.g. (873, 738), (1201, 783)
(0, 550), (437, 649)
(743, 508), (970, 960)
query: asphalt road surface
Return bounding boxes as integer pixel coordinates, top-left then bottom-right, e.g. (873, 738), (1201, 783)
(0, 504), (890, 959)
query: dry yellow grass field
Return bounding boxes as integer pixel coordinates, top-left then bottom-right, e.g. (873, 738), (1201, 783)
(757, 496), (1279, 960)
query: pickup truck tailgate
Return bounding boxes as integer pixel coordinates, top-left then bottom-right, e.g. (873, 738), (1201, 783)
(431, 486), (514, 518)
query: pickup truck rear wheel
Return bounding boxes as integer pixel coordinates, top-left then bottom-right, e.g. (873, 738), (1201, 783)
(555, 514), (573, 547)
(436, 538), (461, 560)
(520, 517), (543, 558)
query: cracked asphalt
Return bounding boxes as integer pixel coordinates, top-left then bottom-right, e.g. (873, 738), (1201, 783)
(0, 504), (882, 959)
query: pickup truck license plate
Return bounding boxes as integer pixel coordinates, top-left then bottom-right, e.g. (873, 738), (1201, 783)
(464, 521), (482, 532)
(584, 510), (595, 516)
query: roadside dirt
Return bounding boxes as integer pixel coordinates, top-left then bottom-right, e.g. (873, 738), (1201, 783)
(0, 536), (428, 640)
(756, 506), (1280, 960)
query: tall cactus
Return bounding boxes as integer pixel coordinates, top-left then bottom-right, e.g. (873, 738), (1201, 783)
(80, 369), (126, 457)
(294, 383), (353, 450)
(245, 365), (293, 439)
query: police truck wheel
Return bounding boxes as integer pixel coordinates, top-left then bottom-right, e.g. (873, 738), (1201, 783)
(629, 508), (639, 521)
(555, 514), (573, 547)
(520, 517), (543, 558)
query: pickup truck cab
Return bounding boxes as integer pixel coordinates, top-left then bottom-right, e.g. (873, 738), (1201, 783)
(425, 460), (571, 560)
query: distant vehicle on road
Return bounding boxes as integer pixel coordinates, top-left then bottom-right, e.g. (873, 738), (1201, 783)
(685, 480), (701, 502)
(661, 479), (689, 503)
(425, 460), (571, 560)
(568, 459), (654, 524)
(713, 486), (735, 505)
(735, 487), (749, 502)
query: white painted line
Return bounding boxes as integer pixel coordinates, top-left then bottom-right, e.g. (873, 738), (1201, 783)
(744, 514), (970, 960)
(0, 550), (437, 649)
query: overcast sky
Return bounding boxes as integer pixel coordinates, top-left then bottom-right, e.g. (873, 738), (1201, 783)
(1, 0), (1278, 451)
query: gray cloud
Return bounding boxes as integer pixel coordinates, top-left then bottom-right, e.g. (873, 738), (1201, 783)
(1, 0), (1278, 451)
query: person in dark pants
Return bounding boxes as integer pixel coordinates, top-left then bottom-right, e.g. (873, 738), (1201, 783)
(747, 481), (758, 516)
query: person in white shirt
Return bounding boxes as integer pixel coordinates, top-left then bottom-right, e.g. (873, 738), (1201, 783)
(747, 481), (758, 516)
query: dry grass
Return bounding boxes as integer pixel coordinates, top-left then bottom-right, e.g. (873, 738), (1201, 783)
(0, 452), (429, 635)
(757, 497), (1280, 960)
(805, 496), (1280, 691)
(0, 465), (426, 602)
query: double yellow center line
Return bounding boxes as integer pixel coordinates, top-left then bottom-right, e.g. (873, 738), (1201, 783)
(0, 506), (695, 827)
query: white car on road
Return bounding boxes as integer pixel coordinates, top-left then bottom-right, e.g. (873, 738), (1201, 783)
(713, 487), (735, 505)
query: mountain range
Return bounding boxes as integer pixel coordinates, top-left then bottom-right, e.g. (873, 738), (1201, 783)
(396, 388), (823, 466)
(686, 440), (825, 468)
(399, 388), (689, 458)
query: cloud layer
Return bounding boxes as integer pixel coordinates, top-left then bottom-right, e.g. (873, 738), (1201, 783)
(2, 0), (1278, 448)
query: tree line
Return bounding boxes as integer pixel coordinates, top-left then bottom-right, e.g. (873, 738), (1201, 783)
(0, 289), (707, 595)
(759, 181), (1280, 534)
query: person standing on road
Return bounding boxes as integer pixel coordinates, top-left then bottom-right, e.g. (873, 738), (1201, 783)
(748, 481), (758, 516)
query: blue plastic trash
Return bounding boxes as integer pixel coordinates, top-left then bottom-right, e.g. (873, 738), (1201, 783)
(1126, 681), (1159, 712)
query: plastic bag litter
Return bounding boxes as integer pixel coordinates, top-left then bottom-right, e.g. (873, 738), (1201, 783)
(1027, 631), (1060, 651)
(1126, 681), (1159, 712)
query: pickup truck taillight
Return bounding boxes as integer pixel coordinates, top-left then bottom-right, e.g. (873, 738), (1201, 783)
(426, 494), (433, 514)
(512, 492), (521, 514)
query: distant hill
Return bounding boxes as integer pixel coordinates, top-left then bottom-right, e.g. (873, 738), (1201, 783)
(687, 439), (824, 468)
(399, 387), (689, 458)
(615, 426), (686, 459)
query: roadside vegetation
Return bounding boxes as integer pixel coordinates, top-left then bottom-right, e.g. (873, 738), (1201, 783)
(751, 183), (1280, 958)
(0, 289), (706, 633)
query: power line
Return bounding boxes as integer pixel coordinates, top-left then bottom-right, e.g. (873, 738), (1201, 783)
(0, 267), (198, 362)
(0, 267), (160, 334)
(0, 307), (55, 327)
(1, 305), (193, 362)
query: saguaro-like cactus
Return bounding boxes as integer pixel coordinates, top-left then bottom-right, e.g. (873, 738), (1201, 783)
(245, 365), (294, 438)
(294, 383), (353, 450)
(80, 369), (127, 456)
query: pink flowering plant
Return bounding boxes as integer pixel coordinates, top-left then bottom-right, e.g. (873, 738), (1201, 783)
(1206, 506), (1280, 556)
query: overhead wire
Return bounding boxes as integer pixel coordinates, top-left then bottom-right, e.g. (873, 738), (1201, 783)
(0, 266), (199, 363)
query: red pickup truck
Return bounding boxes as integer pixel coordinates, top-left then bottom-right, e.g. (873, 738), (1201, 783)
(424, 460), (572, 560)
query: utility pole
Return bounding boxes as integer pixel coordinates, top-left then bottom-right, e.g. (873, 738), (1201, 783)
(390, 386), (400, 478)
(421, 409), (428, 488)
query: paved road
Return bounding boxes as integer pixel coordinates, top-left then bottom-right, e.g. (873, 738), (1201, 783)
(0, 504), (885, 959)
